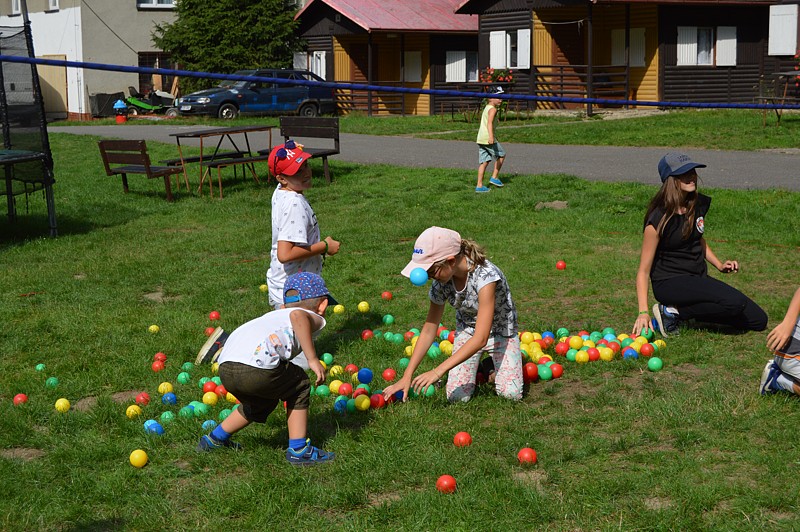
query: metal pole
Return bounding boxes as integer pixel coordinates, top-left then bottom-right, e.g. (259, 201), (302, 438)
(587, 1), (593, 117)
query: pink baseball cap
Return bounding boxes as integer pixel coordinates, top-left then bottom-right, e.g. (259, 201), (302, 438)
(400, 227), (462, 278)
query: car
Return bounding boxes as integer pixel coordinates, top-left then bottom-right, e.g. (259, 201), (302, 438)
(175, 69), (336, 119)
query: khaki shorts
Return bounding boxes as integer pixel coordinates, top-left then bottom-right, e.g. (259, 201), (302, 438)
(218, 360), (310, 423)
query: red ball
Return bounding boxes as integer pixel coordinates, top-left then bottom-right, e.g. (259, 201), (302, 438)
(151, 360), (165, 372)
(204, 326), (216, 336)
(13, 393), (28, 406)
(382, 368), (397, 382)
(361, 329), (374, 341)
(370, 394), (386, 409)
(534, 339), (547, 350)
(381, 291), (393, 301)
(345, 364), (359, 374)
(453, 431), (472, 447)
(403, 331), (415, 341)
(608, 341), (621, 353)
(522, 362), (539, 383)
(209, 310), (221, 321)
(555, 342), (569, 356)
(587, 348), (600, 362)
(550, 363), (564, 379)
(353, 387), (368, 399)
(517, 447), (537, 465)
(556, 260), (567, 270)
(203, 381), (217, 393)
(215, 384), (228, 397)
(338, 382), (353, 397)
(436, 474), (457, 494)
(135, 392), (150, 406)
(578, 330), (590, 337)
(153, 352), (167, 362)
(640, 343), (655, 357)
(542, 336), (554, 348)
(447, 331), (455, 343)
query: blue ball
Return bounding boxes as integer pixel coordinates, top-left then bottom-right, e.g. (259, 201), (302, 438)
(394, 389), (405, 401)
(161, 392), (177, 405)
(357, 368), (374, 384)
(409, 267), (428, 286)
(202, 419), (217, 431)
(542, 331), (555, 339)
(623, 348), (639, 359)
(334, 398), (348, 414)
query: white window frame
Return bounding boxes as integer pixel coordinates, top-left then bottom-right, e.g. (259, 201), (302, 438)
(677, 26), (737, 67)
(769, 4), (798, 56)
(489, 29), (531, 70)
(716, 26), (737, 67)
(312, 51), (327, 80)
(611, 28), (646, 67)
(137, 0), (175, 8)
(403, 51), (422, 83)
(48, 0), (59, 10)
(445, 51), (479, 83)
(11, 0), (20, 15)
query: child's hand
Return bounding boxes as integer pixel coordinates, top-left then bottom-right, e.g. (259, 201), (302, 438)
(325, 237), (340, 256)
(633, 313), (650, 337)
(308, 359), (326, 385)
(383, 377), (411, 402)
(411, 370), (441, 395)
(767, 320), (794, 352)
(718, 260), (739, 273)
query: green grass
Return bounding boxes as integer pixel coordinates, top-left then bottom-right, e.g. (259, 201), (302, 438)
(1, 133), (799, 530)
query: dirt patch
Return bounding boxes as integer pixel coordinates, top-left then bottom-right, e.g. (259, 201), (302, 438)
(74, 273), (86, 280)
(143, 289), (182, 303)
(1, 447), (45, 461)
(111, 390), (140, 403)
(535, 200), (568, 211)
(367, 491), (402, 507)
(513, 468), (548, 493)
(73, 396), (97, 412)
(232, 287), (250, 295)
(644, 497), (672, 510)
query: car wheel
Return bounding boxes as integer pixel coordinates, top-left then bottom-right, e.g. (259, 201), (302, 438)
(218, 103), (239, 120)
(298, 103), (318, 117)
(165, 108), (179, 118)
(127, 106), (139, 117)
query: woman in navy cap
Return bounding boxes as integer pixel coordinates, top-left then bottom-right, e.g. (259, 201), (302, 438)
(632, 153), (767, 337)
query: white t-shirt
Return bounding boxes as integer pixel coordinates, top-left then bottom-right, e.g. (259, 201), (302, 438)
(218, 308), (326, 369)
(429, 259), (517, 338)
(266, 185), (322, 306)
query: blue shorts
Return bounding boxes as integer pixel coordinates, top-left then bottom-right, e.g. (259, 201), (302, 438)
(478, 142), (505, 164)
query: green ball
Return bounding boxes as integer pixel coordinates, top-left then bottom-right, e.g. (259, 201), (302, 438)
(589, 332), (603, 343)
(211, 376), (222, 385)
(602, 327), (616, 337)
(179, 406), (194, 418)
(643, 328), (656, 341)
(193, 403), (210, 416)
(439, 329), (450, 340)
(648, 357), (664, 372)
(160, 411), (175, 424)
(382, 314), (395, 325)
(538, 365), (553, 381)
(177, 372), (191, 384)
(35, 363), (46, 372)
(398, 357), (410, 369)
(198, 377), (210, 389)
(556, 327), (570, 339)
(621, 338), (634, 348)
(322, 352), (334, 365)
(391, 333), (404, 344)
(218, 408), (232, 421)
(383, 331), (394, 341)
(316, 385), (330, 397)
(356, 384), (371, 394)
(410, 328), (420, 335)
(545, 360), (554, 367)
(346, 398), (356, 413)
(373, 329), (382, 337)
(181, 362), (194, 372)
(45, 377), (59, 389)
(335, 394), (348, 403)
(566, 349), (577, 362)
(424, 385), (436, 397)
(427, 346), (441, 359)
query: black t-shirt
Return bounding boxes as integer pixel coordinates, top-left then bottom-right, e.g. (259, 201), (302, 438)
(645, 193), (711, 281)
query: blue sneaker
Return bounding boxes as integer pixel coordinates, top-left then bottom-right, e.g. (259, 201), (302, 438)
(286, 439), (335, 466)
(652, 304), (680, 337)
(196, 434), (242, 452)
(475, 186), (490, 193)
(489, 177), (504, 187)
(759, 361), (781, 395)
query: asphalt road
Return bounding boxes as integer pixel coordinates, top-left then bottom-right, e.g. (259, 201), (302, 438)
(57, 124), (800, 191)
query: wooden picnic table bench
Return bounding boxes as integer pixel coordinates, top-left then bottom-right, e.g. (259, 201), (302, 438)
(98, 139), (184, 202)
(199, 154), (271, 198)
(266, 116), (339, 183)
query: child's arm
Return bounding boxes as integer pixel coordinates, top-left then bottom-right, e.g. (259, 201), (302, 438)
(701, 238), (739, 273)
(382, 302), (445, 402)
(633, 225), (658, 336)
(411, 282), (497, 394)
(277, 236), (341, 263)
(289, 310), (326, 385)
(486, 106), (497, 144)
(767, 287), (800, 352)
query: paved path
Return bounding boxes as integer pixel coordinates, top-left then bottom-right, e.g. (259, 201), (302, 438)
(56, 124), (800, 191)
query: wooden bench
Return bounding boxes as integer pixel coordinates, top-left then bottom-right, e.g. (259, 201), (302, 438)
(98, 140), (185, 202)
(275, 116), (340, 183)
(159, 151), (248, 167)
(755, 74), (800, 127)
(199, 154), (271, 198)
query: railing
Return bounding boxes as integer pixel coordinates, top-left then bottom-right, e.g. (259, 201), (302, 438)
(336, 81), (408, 115)
(532, 64), (629, 109)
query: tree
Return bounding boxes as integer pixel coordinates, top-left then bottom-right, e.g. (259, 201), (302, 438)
(153, 0), (303, 94)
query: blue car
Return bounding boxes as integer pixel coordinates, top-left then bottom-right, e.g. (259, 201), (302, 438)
(176, 69), (336, 119)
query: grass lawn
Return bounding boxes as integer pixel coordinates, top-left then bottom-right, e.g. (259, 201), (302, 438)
(1, 132), (799, 529)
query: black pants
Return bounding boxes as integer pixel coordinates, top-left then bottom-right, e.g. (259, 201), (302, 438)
(652, 275), (767, 332)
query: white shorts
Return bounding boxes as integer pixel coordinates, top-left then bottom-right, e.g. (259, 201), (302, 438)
(775, 335), (800, 380)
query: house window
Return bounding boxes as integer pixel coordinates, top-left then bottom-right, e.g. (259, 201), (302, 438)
(611, 28), (646, 67)
(677, 26), (737, 66)
(403, 51), (422, 82)
(489, 29), (531, 69)
(445, 51), (479, 83)
(768, 4), (798, 56)
(137, 0), (175, 8)
(11, 0), (20, 15)
(48, 0), (59, 10)
(312, 51), (327, 80)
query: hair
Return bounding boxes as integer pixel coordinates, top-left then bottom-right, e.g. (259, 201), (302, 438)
(643, 176), (698, 239)
(283, 292), (326, 311)
(429, 238), (487, 273)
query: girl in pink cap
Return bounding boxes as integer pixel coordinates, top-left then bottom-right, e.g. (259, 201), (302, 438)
(383, 226), (523, 403)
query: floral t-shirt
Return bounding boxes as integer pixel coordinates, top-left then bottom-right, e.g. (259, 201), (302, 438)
(429, 259), (517, 338)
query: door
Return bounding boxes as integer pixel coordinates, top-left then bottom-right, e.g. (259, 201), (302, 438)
(37, 54), (68, 119)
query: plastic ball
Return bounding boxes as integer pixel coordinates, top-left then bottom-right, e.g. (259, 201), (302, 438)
(13, 393), (28, 406)
(202, 419), (217, 431)
(575, 351), (589, 364)
(353, 387), (369, 399)
(55, 398), (70, 413)
(215, 384), (228, 398)
(202, 392), (218, 406)
(329, 380), (343, 395)
(398, 357), (410, 369)
(346, 398), (357, 413)
(151, 360), (165, 372)
(382, 314), (395, 325)
(517, 447), (537, 465)
(226, 392), (238, 404)
(160, 411), (175, 424)
(556, 327), (570, 339)
(427, 346), (441, 359)
(126, 405), (143, 419)
(338, 382), (353, 397)
(409, 268), (428, 286)
(550, 363), (564, 378)
(316, 385), (331, 397)
(556, 260), (567, 270)
(218, 408), (232, 421)
(322, 352), (334, 365)
(204, 326), (216, 336)
(177, 372), (191, 384)
(357, 368), (374, 385)
(157, 382), (173, 395)
(586, 348), (600, 362)
(648, 357), (664, 372)
(436, 474), (457, 493)
(623, 348), (639, 359)
(381, 291), (393, 300)
(361, 329), (374, 341)
(129, 449), (148, 468)
(522, 362), (538, 383)
(209, 310), (221, 321)
(333, 398), (348, 414)
(135, 392), (150, 406)
(453, 431), (472, 447)
(144, 420), (164, 435)
(148, 324), (160, 334)
(357, 301), (370, 313)
(259, 284), (268, 292)
(45, 377), (59, 389)
(355, 394), (371, 411)
(35, 363), (46, 372)
(161, 392), (177, 405)
(382, 368), (397, 382)
(333, 304), (345, 314)
(179, 406), (195, 418)
(202, 380), (217, 393)
(640, 343), (655, 357)
(568, 336), (583, 350)
(537, 364), (553, 381)
(181, 361), (195, 372)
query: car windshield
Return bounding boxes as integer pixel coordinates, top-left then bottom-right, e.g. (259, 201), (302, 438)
(218, 71), (257, 89)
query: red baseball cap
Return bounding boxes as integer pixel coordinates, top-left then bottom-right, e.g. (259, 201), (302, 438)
(268, 140), (308, 177)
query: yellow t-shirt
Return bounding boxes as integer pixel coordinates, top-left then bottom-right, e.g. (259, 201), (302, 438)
(476, 103), (497, 145)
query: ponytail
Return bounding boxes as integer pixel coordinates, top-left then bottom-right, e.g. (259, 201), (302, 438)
(460, 239), (486, 269)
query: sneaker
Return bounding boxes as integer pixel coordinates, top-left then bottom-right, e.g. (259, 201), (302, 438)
(651, 304), (680, 337)
(196, 327), (229, 364)
(196, 434), (242, 452)
(286, 439), (335, 466)
(475, 186), (490, 193)
(759, 361), (781, 395)
(489, 177), (504, 187)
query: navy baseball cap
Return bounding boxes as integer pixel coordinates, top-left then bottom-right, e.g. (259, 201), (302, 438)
(283, 272), (337, 305)
(658, 152), (706, 182)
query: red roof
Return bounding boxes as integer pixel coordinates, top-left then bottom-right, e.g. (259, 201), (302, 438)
(296, 0), (478, 32)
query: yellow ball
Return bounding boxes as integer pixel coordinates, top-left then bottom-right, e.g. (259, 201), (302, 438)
(411, 336), (419, 347)
(654, 339), (667, 349)
(404, 345), (413, 356)
(55, 398), (70, 413)
(558, 336), (569, 343)
(319, 360), (327, 370)
(439, 340), (453, 356)
(211, 362), (220, 374)
(629, 342), (642, 353)
(148, 324), (160, 334)
(329, 380), (342, 394)
(129, 449), (148, 468)
(600, 348), (615, 362)
(226, 392), (238, 403)
(157, 382), (173, 394)
(259, 284), (268, 292)
(203, 391), (218, 405)
(569, 336), (584, 350)
(351, 372), (361, 384)
(357, 301), (370, 313)
(583, 339), (596, 349)
(329, 365), (344, 378)
(355, 394), (371, 411)
(520, 332), (535, 345)
(520, 342), (531, 354)
(126, 405), (143, 419)
(635, 335), (648, 344)
(532, 344), (543, 353)
(532, 332), (542, 340)
(575, 351), (590, 364)
(617, 333), (630, 341)
(333, 304), (345, 314)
